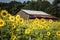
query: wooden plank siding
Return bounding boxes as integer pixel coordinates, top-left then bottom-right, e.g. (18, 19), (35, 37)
(17, 11), (29, 20)
(17, 10), (58, 20)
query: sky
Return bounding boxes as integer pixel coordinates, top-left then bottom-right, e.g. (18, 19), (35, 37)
(0, 0), (54, 4)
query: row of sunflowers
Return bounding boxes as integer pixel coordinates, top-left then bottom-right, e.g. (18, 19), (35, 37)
(0, 10), (60, 40)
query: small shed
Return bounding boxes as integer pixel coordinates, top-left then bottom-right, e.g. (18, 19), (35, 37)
(17, 9), (57, 20)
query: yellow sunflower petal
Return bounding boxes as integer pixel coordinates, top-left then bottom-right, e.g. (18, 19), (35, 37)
(9, 16), (15, 22)
(48, 19), (54, 23)
(11, 34), (16, 40)
(40, 18), (46, 24)
(1, 10), (8, 17)
(56, 31), (60, 36)
(47, 32), (51, 36)
(0, 19), (6, 27)
(16, 15), (20, 21)
(25, 29), (30, 35)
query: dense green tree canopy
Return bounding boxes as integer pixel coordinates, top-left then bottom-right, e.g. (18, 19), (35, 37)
(53, 0), (60, 18)
(0, 0), (59, 18)
(0, 1), (23, 15)
(23, 1), (57, 17)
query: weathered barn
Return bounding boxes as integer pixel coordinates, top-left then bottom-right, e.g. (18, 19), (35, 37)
(17, 9), (57, 20)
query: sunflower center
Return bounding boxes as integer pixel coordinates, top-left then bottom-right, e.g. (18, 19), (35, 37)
(11, 18), (14, 20)
(46, 26), (48, 28)
(3, 12), (6, 15)
(36, 21), (38, 23)
(48, 33), (49, 34)
(12, 25), (14, 27)
(17, 17), (19, 18)
(27, 30), (29, 32)
(0, 22), (3, 24)
(58, 32), (60, 34)
(42, 20), (44, 22)
(20, 20), (22, 22)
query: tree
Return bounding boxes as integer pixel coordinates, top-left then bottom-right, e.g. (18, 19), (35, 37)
(23, 1), (51, 11)
(0, 1), (22, 15)
(7, 1), (22, 15)
(45, 6), (56, 16)
(23, 0), (58, 18)
(53, 0), (60, 18)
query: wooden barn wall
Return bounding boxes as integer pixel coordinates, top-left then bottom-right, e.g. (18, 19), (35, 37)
(17, 11), (29, 20)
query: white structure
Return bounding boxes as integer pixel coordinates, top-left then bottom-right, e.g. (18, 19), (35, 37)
(22, 9), (50, 15)
(17, 9), (57, 19)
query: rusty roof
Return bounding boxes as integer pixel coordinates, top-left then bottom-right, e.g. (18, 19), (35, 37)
(29, 14), (57, 18)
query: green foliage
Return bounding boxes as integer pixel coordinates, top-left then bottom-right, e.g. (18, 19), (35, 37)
(45, 6), (56, 16)
(0, 0), (59, 17)
(23, 1), (51, 10)
(0, 1), (23, 15)
(53, 0), (60, 18)
(23, 1), (56, 17)
(0, 10), (60, 40)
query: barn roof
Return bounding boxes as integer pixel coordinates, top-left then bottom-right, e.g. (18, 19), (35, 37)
(22, 9), (50, 15)
(17, 9), (57, 19)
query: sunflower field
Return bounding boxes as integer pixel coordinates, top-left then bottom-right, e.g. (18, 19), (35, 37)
(0, 10), (60, 40)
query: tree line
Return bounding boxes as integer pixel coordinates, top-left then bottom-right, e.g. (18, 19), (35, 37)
(0, 0), (60, 18)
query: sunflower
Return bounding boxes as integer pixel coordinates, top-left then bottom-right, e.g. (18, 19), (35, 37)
(47, 32), (51, 36)
(0, 19), (5, 27)
(48, 19), (54, 23)
(9, 16), (15, 22)
(30, 25), (34, 29)
(11, 34), (16, 40)
(25, 29), (30, 35)
(34, 18), (39, 21)
(7, 13), (11, 17)
(1, 10), (8, 17)
(38, 25), (43, 29)
(11, 23), (16, 29)
(34, 21), (39, 24)
(56, 31), (60, 36)
(15, 21), (20, 24)
(40, 18), (46, 24)
(19, 18), (23, 23)
(44, 24), (49, 29)
(16, 17), (23, 24)
(16, 15), (20, 21)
